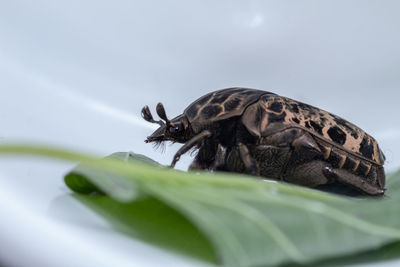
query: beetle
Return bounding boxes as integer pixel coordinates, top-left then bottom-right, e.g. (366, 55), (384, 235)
(141, 87), (386, 196)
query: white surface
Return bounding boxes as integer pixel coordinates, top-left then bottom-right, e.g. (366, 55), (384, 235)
(1, 1), (400, 266)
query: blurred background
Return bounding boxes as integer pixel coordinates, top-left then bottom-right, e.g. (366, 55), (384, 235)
(1, 1), (400, 266)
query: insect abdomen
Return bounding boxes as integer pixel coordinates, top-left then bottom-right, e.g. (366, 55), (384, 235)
(318, 141), (384, 189)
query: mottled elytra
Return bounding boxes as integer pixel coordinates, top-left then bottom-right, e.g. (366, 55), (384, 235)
(142, 88), (386, 196)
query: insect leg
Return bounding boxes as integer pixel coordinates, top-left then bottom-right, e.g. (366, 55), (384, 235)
(291, 132), (321, 154)
(283, 160), (331, 188)
(238, 142), (259, 176)
(211, 145), (228, 171)
(170, 130), (212, 168)
(284, 131), (323, 170)
(323, 166), (385, 196)
(189, 140), (219, 171)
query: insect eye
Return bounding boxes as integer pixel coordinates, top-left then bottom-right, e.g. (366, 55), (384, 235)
(169, 125), (181, 134)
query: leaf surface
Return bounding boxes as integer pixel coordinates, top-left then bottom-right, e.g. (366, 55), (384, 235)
(1, 145), (400, 267)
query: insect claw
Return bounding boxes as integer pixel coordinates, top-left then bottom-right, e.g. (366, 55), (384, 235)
(170, 156), (179, 168)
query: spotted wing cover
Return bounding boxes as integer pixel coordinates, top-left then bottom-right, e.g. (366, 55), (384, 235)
(185, 87), (272, 127)
(248, 94), (384, 165)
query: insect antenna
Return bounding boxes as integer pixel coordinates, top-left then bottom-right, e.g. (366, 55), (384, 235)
(141, 105), (164, 126)
(156, 102), (173, 126)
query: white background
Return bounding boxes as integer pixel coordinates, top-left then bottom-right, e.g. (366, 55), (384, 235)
(1, 1), (400, 266)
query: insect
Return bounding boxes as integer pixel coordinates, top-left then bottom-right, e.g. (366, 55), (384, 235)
(142, 88), (386, 196)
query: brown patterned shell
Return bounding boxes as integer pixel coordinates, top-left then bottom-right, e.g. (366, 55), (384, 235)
(184, 87), (274, 130)
(242, 93), (385, 165)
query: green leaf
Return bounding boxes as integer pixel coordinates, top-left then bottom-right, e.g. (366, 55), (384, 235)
(72, 194), (216, 263)
(309, 241), (400, 266)
(1, 144), (400, 267)
(64, 152), (162, 201)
